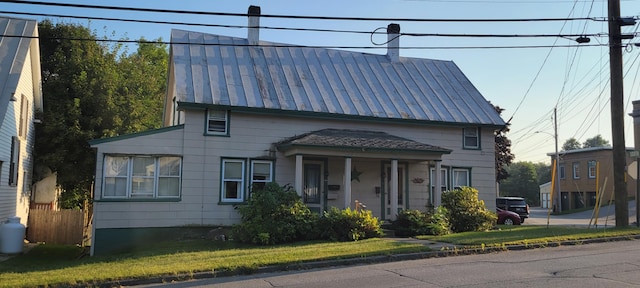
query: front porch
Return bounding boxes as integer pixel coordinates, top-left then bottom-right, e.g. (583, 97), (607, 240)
(276, 129), (452, 220)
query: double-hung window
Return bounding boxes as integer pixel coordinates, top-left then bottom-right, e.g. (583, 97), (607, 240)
(207, 109), (228, 135)
(103, 155), (181, 199)
(220, 158), (274, 203)
(250, 160), (273, 191)
(221, 159), (245, 202)
(573, 162), (580, 179)
(588, 160), (596, 179)
(559, 165), (565, 179)
(452, 168), (471, 189)
(463, 127), (480, 149)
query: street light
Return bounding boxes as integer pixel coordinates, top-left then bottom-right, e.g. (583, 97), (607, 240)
(535, 108), (561, 216)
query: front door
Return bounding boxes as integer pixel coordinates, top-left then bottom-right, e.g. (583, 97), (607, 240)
(385, 165), (405, 219)
(304, 163), (323, 214)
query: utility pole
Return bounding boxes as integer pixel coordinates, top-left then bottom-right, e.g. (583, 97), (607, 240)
(608, 0), (632, 227)
(553, 108), (561, 214)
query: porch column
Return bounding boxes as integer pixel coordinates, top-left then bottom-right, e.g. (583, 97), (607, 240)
(344, 157), (352, 208)
(390, 159), (398, 220)
(295, 154), (303, 197)
(434, 160), (442, 207)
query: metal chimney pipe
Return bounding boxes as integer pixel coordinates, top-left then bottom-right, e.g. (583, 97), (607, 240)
(248, 5), (261, 45)
(387, 23), (400, 62)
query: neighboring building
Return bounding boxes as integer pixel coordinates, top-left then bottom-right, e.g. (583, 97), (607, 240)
(548, 146), (637, 211)
(89, 7), (505, 255)
(0, 17), (43, 225)
(539, 181), (551, 209)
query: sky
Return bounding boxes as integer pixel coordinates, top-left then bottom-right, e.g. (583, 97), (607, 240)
(4, 0), (640, 164)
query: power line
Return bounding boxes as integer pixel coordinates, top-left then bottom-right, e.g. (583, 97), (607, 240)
(1, 10), (610, 39)
(0, 0), (605, 22)
(0, 33), (620, 49)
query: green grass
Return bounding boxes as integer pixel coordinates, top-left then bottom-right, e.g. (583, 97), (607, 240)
(417, 225), (640, 247)
(3, 226), (640, 287)
(0, 239), (431, 288)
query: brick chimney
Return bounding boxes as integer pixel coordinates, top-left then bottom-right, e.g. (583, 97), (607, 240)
(387, 23), (400, 62)
(248, 5), (261, 45)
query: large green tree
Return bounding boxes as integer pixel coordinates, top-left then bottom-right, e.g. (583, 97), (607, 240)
(494, 105), (514, 183)
(499, 161), (540, 206)
(34, 21), (167, 208)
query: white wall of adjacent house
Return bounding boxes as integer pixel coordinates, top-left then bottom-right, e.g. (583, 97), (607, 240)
(0, 44), (36, 226)
(92, 108), (498, 230)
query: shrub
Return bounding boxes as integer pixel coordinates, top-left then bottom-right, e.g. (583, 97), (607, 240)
(441, 186), (496, 233)
(391, 208), (450, 236)
(232, 183), (319, 245)
(318, 207), (383, 241)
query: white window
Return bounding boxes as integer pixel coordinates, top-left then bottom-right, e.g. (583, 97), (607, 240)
(221, 159), (245, 202)
(559, 165), (565, 179)
(250, 160), (273, 191)
(207, 109), (228, 135)
(573, 162), (580, 179)
(103, 155), (181, 199)
(588, 161), (596, 179)
(463, 127), (480, 149)
(452, 168), (470, 189)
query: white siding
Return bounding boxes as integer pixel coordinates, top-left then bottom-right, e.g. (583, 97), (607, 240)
(0, 42), (36, 225)
(93, 109), (498, 229)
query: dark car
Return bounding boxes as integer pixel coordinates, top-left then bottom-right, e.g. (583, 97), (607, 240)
(496, 208), (521, 225)
(496, 197), (530, 223)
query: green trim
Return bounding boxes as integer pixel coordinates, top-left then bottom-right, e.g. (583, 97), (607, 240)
(450, 166), (473, 188)
(177, 102), (505, 129)
(88, 125), (184, 146)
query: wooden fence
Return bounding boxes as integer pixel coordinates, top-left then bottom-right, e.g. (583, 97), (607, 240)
(27, 209), (89, 245)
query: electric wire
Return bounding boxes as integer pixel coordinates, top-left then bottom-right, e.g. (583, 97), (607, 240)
(0, 0), (604, 22)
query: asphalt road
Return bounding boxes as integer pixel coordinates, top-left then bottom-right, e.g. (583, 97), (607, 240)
(526, 200), (638, 227)
(139, 240), (640, 288)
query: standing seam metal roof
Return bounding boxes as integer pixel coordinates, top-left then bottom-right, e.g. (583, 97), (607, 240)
(170, 29), (505, 126)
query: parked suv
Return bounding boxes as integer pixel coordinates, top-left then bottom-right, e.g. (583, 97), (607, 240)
(496, 197), (530, 222)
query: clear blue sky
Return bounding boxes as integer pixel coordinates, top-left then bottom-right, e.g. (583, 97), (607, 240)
(5, 0), (640, 163)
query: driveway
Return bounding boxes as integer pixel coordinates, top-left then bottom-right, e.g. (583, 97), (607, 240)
(526, 200), (638, 227)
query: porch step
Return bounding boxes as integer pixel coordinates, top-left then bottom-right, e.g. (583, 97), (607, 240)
(382, 229), (395, 237)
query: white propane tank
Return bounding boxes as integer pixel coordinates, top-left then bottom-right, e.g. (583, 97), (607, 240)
(0, 216), (25, 254)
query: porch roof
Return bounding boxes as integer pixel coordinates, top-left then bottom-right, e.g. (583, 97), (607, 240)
(276, 129), (451, 159)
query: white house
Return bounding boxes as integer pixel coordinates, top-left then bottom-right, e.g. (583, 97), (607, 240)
(0, 17), (43, 225)
(89, 6), (505, 255)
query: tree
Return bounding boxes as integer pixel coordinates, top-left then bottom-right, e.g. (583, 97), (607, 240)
(494, 105), (514, 183)
(34, 21), (167, 208)
(499, 162), (540, 206)
(533, 162), (551, 185)
(562, 137), (582, 151)
(583, 134), (610, 148)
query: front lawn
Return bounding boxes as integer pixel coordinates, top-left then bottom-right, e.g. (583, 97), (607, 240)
(0, 239), (431, 288)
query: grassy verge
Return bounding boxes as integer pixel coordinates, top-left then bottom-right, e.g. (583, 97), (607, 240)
(0, 239), (431, 288)
(417, 225), (640, 247)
